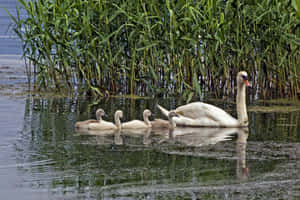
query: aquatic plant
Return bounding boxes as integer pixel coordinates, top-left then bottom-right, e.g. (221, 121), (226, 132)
(5, 0), (300, 99)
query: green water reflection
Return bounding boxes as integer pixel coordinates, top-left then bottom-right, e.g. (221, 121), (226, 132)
(17, 97), (299, 199)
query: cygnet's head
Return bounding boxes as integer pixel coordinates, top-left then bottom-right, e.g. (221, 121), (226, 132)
(168, 111), (179, 120)
(143, 109), (152, 117)
(115, 110), (123, 119)
(96, 108), (106, 120)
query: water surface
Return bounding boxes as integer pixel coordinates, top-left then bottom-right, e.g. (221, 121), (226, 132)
(0, 95), (299, 199)
(0, 0), (26, 55)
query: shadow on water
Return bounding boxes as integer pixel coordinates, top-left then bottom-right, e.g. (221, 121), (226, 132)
(14, 97), (300, 199)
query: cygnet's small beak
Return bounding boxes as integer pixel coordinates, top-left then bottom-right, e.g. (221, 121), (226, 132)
(172, 112), (180, 118)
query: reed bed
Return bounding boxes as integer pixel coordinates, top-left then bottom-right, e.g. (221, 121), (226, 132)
(5, 0), (300, 99)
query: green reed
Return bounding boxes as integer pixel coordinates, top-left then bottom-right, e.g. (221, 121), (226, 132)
(5, 0), (300, 99)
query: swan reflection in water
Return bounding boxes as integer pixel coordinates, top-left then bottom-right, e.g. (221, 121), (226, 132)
(75, 128), (123, 145)
(114, 129), (123, 145)
(236, 127), (249, 180)
(120, 128), (152, 145)
(76, 125), (249, 180)
(98, 127), (250, 198)
(75, 128), (152, 146)
(158, 127), (237, 147)
(154, 127), (249, 180)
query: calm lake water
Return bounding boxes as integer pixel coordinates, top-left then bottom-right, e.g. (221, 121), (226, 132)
(0, 92), (299, 199)
(0, 0), (25, 55)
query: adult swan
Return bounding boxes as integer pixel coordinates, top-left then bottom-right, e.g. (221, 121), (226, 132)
(157, 71), (251, 127)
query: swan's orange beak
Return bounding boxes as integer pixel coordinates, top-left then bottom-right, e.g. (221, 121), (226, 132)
(244, 80), (251, 87)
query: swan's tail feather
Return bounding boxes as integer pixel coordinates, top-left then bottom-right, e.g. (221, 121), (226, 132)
(156, 104), (170, 117)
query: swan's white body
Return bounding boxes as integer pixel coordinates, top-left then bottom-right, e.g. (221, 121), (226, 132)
(158, 102), (240, 127)
(122, 109), (152, 129)
(88, 110), (123, 130)
(157, 71), (250, 127)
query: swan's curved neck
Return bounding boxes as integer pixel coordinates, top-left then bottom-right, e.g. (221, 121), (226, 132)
(143, 114), (151, 126)
(114, 114), (122, 129)
(236, 83), (248, 126)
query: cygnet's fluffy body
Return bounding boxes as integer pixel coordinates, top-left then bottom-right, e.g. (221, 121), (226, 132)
(151, 111), (179, 130)
(88, 110), (123, 130)
(122, 109), (152, 129)
(75, 108), (105, 129)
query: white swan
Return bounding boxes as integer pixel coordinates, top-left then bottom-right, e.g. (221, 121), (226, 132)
(157, 71), (251, 127)
(88, 110), (123, 130)
(121, 109), (152, 129)
(151, 111), (179, 130)
(75, 108), (105, 129)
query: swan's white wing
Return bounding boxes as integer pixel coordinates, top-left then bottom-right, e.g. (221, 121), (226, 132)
(157, 102), (240, 127)
(157, 104), (170, 117)
(175, 102), (228, 119)
(172, 115), (217, 126)
(174, 102), (239, 127)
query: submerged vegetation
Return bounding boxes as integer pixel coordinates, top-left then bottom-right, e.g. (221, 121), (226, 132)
(5, 0), (300, 99)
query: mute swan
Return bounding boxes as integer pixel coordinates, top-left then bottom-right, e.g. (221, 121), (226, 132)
(157, 71), (251, 127)
(151, 111), (179, 130)
(75, 108), (105, 129)
(121, 109), (152, 129)
(88, 110), (123, 130)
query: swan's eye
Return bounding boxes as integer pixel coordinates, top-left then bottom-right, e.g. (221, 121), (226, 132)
(241, 75), (248, 80)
